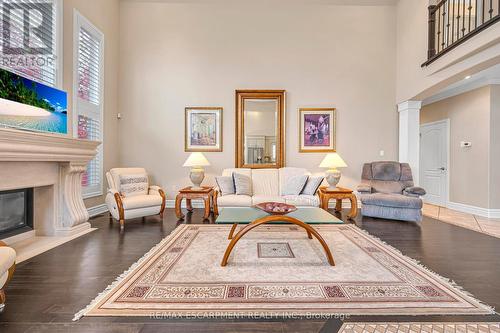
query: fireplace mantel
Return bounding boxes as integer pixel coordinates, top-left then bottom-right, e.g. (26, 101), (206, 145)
(0, 127), (100, 242)
(0, 127), (99, 162)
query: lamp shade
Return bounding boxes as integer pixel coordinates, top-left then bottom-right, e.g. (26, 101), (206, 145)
(319, 153), (347, 169)
(183, 152), (211, 167)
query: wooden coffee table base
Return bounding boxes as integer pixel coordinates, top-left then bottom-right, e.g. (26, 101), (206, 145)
(221, 215), (335, 267)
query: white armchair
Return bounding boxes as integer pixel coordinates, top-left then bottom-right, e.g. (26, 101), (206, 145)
(0, 241), (15, 312)
(105, 168), (166, 230)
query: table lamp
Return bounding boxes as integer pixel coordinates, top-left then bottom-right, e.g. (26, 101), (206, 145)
(319, 153), (347, 190)
(183, 152), (210, 190)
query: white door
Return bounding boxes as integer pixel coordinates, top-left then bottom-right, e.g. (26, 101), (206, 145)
(420, 120), (449, 206)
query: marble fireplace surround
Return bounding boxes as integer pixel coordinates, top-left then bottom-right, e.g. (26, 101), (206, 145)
(0, 128), (100, 257)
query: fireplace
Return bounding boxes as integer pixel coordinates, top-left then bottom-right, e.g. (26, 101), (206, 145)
(0, 188), (34, 239)
(0, 128), (99, 261)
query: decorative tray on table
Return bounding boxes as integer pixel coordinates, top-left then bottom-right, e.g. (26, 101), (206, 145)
(254, 202), (297, 215)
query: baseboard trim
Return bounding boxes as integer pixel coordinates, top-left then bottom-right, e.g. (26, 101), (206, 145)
(446, 201), (500, 218)
(166, 199), (362, 210)
(490, 210), (500, 219)
(87, 204), (109, 218)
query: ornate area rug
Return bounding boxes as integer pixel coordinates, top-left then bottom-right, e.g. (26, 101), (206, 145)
(74, 224), (493, 319)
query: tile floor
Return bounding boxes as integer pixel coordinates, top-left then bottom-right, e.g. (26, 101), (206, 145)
(423, 203), (500, 238)
(339, 323), (500, 333)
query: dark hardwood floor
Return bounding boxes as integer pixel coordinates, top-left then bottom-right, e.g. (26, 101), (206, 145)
(0, 208), (499, 332)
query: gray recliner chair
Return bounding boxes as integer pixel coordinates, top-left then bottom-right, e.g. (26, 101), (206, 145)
(357, 161), (426, 222)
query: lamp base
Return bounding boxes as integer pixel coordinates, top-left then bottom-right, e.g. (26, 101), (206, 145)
(189, 167), (205, 190)
(325, 168), (341, 191)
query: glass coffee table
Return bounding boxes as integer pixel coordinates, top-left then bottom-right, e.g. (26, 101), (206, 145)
(216, 207), (343, 267)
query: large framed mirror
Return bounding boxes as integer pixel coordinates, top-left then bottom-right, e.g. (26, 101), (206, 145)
(235, 90), (285, 168)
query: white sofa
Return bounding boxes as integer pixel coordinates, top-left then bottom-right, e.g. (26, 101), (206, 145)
(216, 167), (321, 207)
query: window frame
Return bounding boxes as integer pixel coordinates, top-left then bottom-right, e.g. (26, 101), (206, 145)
(72, 9), (105, 199)
(55, 0), (63, 88)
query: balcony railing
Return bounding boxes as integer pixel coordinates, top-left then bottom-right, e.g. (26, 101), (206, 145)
(423, 0), (500, 66)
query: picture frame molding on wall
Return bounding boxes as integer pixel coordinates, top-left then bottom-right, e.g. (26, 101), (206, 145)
(185, 106), (223, 152)
(298, 107), (336, 153)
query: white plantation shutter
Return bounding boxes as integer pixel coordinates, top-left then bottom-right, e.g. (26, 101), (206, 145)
(77, 27), (101, 105)
(0, 0), (61, 87)
(74, 11), (104, 198)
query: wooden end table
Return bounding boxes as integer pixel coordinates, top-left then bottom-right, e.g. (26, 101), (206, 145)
(175, 186), (216, 220)
(319, 186), (358, 219)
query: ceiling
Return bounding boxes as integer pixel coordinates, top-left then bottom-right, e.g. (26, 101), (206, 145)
(123, 0), (398, 5)
(423, 63), (500, 105)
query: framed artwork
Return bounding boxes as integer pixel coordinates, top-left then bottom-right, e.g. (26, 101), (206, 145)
(299, 108), (336, 152)
(185, 107), (223, 152)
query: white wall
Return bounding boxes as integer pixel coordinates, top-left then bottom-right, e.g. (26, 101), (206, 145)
(421, 86), (491, 208)
(118, 2), (398, 198)
(490, 85), (500, 209)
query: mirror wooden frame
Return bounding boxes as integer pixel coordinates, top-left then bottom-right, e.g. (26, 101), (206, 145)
(235, 90), (285, 169)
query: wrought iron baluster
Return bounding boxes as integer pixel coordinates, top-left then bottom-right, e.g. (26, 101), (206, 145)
(482, 0), (485, 23)
(437, 6), (442, 52)
(429, 5), (438, 56)
(456, 0), (462, 40)
(447, 0), (452, 46)
(475, 0), (479, 28)
(468, 0), (472, 33)
(452, 0), (456, 42)
(489, 0), (493, 19)
(462, 0), (466, 36)
(441, 1), (446, 50)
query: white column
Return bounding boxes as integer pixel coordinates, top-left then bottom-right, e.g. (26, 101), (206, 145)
(398, 101), (422, 185)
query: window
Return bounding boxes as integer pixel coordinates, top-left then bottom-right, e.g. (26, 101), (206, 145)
(73, 10), (104, 198)
(0, 0), (62, 87)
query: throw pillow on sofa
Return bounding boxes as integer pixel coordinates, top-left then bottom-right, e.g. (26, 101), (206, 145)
(282, 175), (309, 195)
(301, 176), (324, 195)
(119, 173), (149, 197)
(215, 176), (235, 196)
(233, 173), (252, 196)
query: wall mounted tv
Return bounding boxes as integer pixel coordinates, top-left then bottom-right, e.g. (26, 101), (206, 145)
(0, 68), (67, 134)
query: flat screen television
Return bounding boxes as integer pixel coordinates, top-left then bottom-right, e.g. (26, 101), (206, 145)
(0, 68), (68, 134)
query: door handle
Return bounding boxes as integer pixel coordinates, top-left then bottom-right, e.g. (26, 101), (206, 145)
(437, 167), (446, 171)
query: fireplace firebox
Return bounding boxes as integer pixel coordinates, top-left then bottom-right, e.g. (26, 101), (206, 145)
(0, 188), (34, 239)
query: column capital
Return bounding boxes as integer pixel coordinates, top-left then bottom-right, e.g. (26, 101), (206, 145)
(398, 100), (422, 112)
